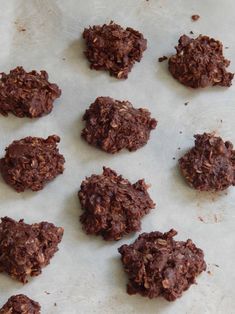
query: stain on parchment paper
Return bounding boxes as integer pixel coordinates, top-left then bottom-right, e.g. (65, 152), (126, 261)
(206, 263), (220, 277)
(14, 20), (27, 32)
(11, 1), (63, 57)
(197, 208), (224, 224)
(193, 190), (229, 224)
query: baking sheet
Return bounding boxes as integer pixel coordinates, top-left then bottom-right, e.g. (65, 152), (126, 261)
(0, 0), (235, 313)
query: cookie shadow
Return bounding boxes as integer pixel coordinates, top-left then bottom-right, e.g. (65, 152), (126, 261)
(67, 112), (132, 165)
(0, 272), (23, 294)
(57, 191), (84, 240)
(169, 161), (230, 206)
(109, 256), (170, 312)
(58, 192), (112, 249)
(156, 60), (230, 101)
(156, 63), (197, 100)
(58, 191), (141, 252)
(63, 37), (126, 83)
(62, 37), (100, 79)
(0, 115), (38, 135)
(63, 37), (86, 72)
(0, 174), (41, 203)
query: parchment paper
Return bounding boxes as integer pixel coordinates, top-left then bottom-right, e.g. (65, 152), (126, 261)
(0, 0), (235, 313)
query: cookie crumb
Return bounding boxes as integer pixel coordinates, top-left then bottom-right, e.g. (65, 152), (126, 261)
(158, 56), (168, 62)
(191, 15), (200, 21)
(198, 216), (204, 222)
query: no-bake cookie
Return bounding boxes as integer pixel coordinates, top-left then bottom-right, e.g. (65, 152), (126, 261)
(169, 35), (234, 88)
(79, 167), (155, 241)
(0, 135), (65, 192)
(0, 66), (61, 118)
(179, 132), (235, 191)
(0, 294), (41, 314)
(118, 229), (206, 301)
(0, 217), (63, 283)
(83, 22), (147, 79)
(81, 96), (157, 153)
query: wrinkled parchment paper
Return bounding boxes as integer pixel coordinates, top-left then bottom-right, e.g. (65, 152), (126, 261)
(0, 0), (235, 313)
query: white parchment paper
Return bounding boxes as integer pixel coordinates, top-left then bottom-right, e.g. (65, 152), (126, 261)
(0, 0), (235, 313)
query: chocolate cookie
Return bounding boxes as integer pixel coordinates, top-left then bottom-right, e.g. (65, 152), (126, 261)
(0, 66), (61, 118)
(0, 135), (65, 192)
(79, 167), (155, 241)
(118, 229), (206, 301)
(0, 217), (63, 283)
(0, 295), (41, 314)
(83, 21), (147, 79)
(179, 133), (235, 191)
(81, 97), (157, 153)
(169, 35), (234, 88)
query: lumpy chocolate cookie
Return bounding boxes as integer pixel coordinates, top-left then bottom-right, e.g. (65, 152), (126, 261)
(79, 167), (155, 241)
(0, 66), (61, 118)
(83, 21), (147, 79)
(0, 295), (41, 314)
(118, 229), (206, 301)
(0, 217), (63, 283)
(169, 35), (234, 88)
(82, 97), (157, 153)
(0, 135), (65, 192)
(179, 132), (235, 191)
